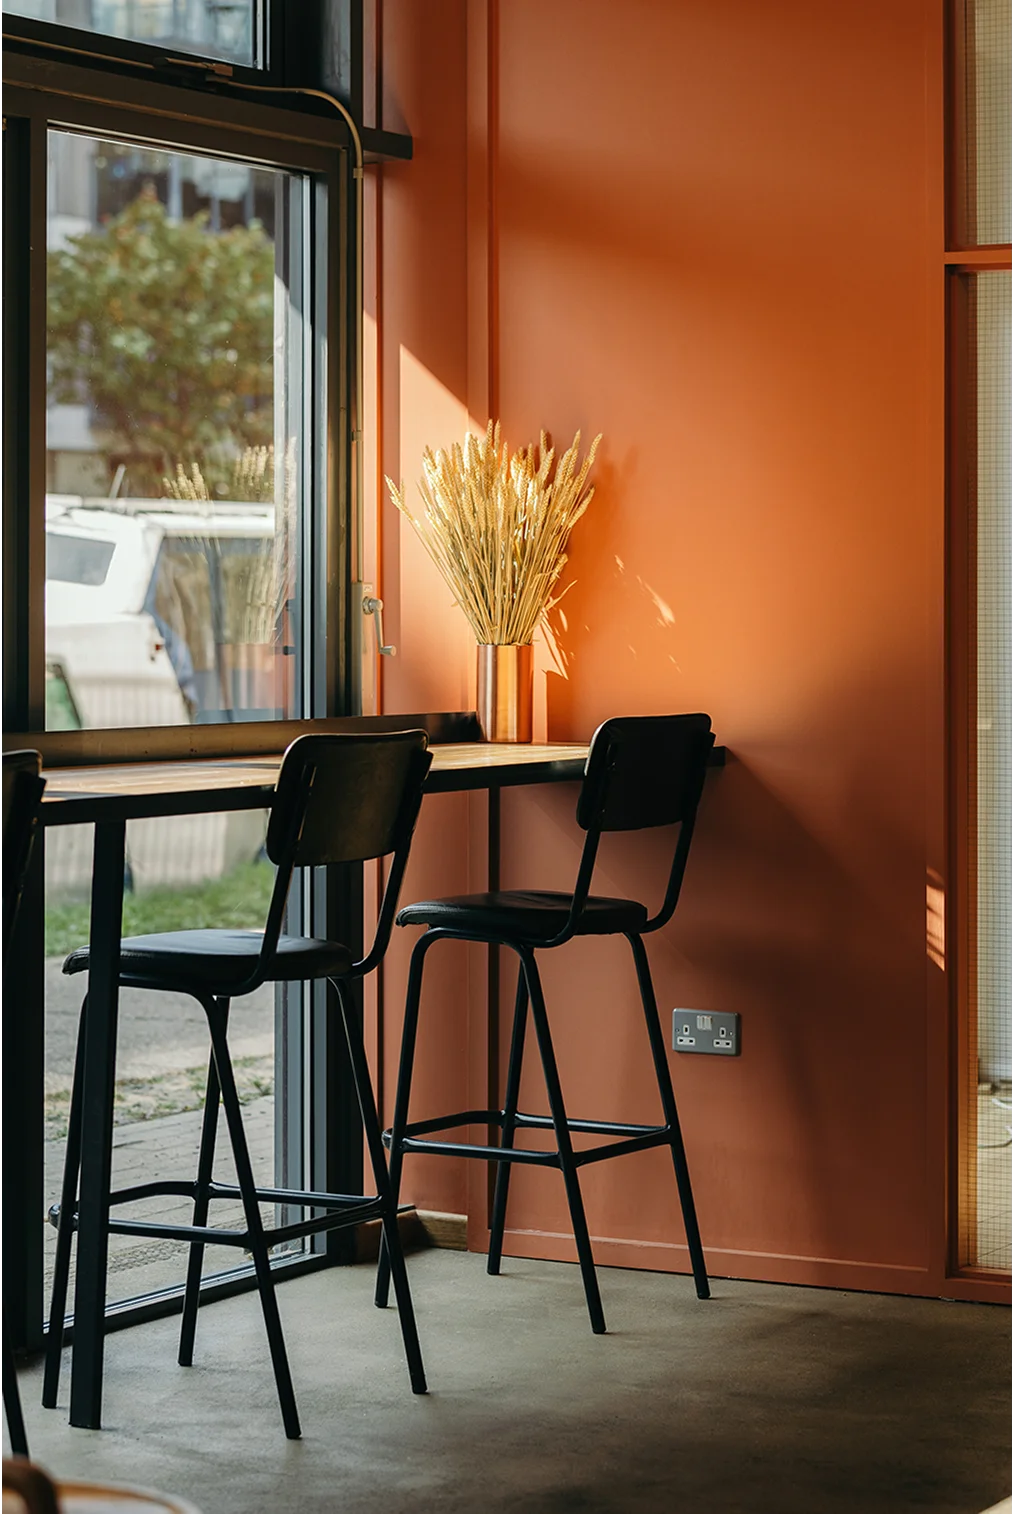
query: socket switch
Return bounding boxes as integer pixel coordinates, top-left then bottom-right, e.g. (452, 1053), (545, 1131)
(672, 1009), (740, 1056)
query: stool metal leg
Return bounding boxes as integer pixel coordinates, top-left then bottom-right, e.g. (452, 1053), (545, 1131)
(375, 931), (432, 1311)
(628, 933), (709, 1300)
(4, 1313), (29, 1458)
(333, 981), (426, 1394)
(206, 1006), (301, 1440)
(178, 999), (227, 1368)
(487, 962), (530, 1276)
(520, 947), (606, 1335)
(43, 996), (88, 1409)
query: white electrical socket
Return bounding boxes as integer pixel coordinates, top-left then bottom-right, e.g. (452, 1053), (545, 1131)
(672, 1009), (740, 1056)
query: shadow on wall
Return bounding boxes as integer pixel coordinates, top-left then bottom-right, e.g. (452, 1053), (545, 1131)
(499, 743), (930, 1273)
(544, 464), (687, 685)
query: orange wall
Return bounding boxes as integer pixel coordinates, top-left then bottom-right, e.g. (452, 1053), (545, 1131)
(369, 0), (965, 1292)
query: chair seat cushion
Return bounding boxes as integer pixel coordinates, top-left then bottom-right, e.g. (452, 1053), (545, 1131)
(63, 929), (354, 991)
(396, 890), (648, 940)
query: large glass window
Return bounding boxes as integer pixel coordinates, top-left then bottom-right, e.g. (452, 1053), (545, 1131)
(45, 131), (302, 728)
(3, 0), (256, 66)
(3, 56), (356, 1350)
(38, 123), (317, 1317)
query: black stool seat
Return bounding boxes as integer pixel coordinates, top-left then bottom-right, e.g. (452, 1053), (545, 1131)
(64, 930), (353, 990)
(397, 890), (648, 939)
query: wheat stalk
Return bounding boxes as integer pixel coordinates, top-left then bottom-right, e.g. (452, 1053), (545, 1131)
(386, 421), (600, 645)
(163, 442), (294, 646)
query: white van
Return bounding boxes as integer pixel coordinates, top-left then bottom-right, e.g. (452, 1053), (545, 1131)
(46, 499), (188, 729)
(45, 496), (280, 730)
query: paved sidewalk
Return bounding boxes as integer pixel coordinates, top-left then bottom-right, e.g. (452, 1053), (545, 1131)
(43, 959), (278, 1304)
(43, 1097), (277, 1305)
(44, 958), (274, 1090)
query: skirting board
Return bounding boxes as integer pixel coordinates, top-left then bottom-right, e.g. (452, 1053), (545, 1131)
(492, 1225), (1011, 1302)
(417, 1210), (469, 1250)
(354, 1213), (1009, 1302)
(352, 1208), (467, 1261)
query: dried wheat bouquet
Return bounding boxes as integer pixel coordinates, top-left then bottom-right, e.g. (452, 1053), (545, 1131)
(387, 420), (600, 646)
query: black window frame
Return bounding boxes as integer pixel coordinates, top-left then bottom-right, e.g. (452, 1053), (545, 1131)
(2, 43), (366, 1350)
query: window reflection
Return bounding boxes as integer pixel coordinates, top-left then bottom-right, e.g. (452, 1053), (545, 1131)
(4, 0), (255, 68)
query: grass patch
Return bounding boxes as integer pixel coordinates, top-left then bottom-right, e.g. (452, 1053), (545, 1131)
(45, 1055), (273, 1143)
(45, 858), (275, 959)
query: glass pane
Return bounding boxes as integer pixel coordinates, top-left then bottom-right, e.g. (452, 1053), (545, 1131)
(962, 0), (1012, 244)
(970, 270), (1012, 1271)
(42, 812), (298, 1313)
(4, 0), (255, 67)
(45, 130), (305, 727)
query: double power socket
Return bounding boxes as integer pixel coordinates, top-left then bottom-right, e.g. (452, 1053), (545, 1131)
(672, 1010), (740, 1057)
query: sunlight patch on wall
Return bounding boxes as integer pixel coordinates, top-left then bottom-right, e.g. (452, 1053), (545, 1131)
(925, 870), (946, 972)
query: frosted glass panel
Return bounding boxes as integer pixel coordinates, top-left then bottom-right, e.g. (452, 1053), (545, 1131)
(971, 271), (1012, 1271)
(964, 0), (1012, 243)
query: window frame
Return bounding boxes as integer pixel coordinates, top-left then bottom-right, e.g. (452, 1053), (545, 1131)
(2, 46), (365, 1350)
(2, 49), (360, 739)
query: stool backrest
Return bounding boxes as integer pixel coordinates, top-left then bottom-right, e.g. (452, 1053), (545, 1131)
(259, 731), (432, 981)
(3, 749), (46, 955)
(267, 730), (431, 868)
(577, 714), (714, 833)
(557, 714), (714, 943)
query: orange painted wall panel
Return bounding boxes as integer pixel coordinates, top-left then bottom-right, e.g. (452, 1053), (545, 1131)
(374, 0), (952, 1289)
(371, 0), (475, 1216)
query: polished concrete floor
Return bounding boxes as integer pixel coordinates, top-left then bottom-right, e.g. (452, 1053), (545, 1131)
(11, 1250), (1012, 1514)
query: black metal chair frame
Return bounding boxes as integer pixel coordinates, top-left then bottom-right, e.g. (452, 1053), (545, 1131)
(3, 750), (47, 1460)
(376, 713), (716, 1335)
(43, 732), (432, 1440)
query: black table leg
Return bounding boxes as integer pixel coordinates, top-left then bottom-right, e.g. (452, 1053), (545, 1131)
(486, 788), (501, 1211)
(69, 820), (125, 1430)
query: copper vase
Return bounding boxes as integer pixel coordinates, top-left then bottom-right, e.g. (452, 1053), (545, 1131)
(476, 644), (533, 743)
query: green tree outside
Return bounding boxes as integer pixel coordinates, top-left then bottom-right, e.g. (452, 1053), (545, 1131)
(47, 186), (275, 498)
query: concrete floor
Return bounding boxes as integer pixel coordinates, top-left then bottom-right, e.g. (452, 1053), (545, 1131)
(11, 1250), (1012, 1514)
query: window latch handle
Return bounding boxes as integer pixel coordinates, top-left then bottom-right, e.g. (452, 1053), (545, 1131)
(363, 594), (396, 656)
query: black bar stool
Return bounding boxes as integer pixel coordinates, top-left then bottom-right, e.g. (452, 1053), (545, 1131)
(3, 750), (47, 1460)
(44, 731), (432, 1440)
(376, 713), (715, 1333)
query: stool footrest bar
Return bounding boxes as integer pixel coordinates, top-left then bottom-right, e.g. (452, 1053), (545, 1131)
(386, 1108), (668, 1154)
(101, 1178), (385, 1213)
(572, 1130), (672, 1166)
(401, 1137), (560, 1166)
(105, 1197), (385, 1249)
(108, 1218), (249, 1245)
(390, 1109), (503, 1141)
(203, 1180), (381, 1210)
(514, 1112), (668, 1139)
